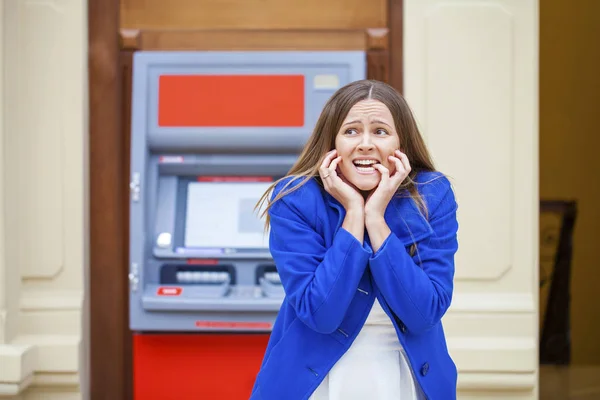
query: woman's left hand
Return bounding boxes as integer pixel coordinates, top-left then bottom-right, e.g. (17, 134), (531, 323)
(365, 150), (411, 220)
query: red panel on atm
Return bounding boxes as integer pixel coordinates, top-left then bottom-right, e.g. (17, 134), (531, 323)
(158, 75), (305, 127)
(134, 333), (269, 399)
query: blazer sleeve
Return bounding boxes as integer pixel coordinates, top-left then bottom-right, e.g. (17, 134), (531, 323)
(369, 178), (459, 334)
(268, 189), (372, 334)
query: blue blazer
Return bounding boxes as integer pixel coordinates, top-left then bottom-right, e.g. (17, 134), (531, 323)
(251, 171), (459, 400)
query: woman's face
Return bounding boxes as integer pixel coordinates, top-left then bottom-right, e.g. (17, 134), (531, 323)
(334, 99), (400, 192)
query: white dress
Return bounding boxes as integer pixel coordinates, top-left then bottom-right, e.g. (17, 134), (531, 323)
(309, 299), (425, 400)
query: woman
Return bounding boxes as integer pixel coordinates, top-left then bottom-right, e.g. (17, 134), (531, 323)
(251, 80), (459, 399)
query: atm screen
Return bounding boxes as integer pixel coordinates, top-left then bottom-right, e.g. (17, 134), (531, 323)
(183, 178), (272, 250)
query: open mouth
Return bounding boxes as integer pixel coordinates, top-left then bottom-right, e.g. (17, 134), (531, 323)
(352, 159), (380, 173)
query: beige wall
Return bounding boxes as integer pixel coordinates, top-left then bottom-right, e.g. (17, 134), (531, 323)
(405, 0), (538, 398)
(540, 0), (600, 365)
(0, 0), (88, 397)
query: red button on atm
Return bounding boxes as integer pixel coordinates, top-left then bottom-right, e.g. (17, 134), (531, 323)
(157, 287), (183, 296)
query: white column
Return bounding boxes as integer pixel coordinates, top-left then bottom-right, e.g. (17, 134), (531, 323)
(404, 0), (539, 398)
(0, 0), (6, 347)
(0, 0), (88, 398)
(0, 0), (36, 396)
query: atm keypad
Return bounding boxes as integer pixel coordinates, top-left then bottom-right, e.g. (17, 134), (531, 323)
(158, 264), (285, 299)
(160, 264), (235, 287)
(258, 268), (285, 298)
(176, 271), (229, 284)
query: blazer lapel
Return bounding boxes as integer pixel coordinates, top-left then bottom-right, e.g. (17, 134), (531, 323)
(388, 191), (433, 245)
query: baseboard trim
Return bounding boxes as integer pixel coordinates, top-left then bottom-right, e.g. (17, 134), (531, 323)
(12, 335), (80, 373)
(450, 336), (537, 372)
(0, 374), (34, 396)
(19, 290), (82, 312)
(0, 344), (36, 396)
(458, 371), (536, 392)
(29, 372), (80, 390)
(449, 293), (535, 314)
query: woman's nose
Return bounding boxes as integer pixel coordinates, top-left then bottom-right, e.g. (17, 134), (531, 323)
(357, 136), (374, 151)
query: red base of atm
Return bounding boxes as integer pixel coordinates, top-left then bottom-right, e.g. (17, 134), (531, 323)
(134, 333), (270, 400)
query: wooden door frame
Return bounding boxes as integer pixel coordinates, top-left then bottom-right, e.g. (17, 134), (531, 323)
(89, 0), (132, 398)
(88, 1), (403, 398)
(388, 0), (403, 92)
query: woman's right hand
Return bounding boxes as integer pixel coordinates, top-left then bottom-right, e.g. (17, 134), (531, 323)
(319, 150), (364, 212)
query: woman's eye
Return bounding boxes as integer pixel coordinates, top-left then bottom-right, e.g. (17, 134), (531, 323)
(345, 128), (358, 135)
(375, 129), (388, 136)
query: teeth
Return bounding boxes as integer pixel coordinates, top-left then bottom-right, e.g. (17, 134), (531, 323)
(354, 159), (378, 165)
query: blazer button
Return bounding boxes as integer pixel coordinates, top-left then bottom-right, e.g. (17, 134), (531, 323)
(421, 362), (429, 376)
(399, 321), (407, 333)
(394, 315), (407, 333)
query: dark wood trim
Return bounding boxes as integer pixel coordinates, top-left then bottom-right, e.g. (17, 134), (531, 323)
(366, 28), (390, 82)
(120, 29), (142, 50)
(118, 28), (373, 51)
(89, 0), (131, 397)
(119, 26), (395, 84)
(388, 0), (403, 92)
(539, 200), (576, 365)
(366, 49), (390, 82)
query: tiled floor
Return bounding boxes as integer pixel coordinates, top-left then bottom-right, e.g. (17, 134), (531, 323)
(539, 365), (600, 399)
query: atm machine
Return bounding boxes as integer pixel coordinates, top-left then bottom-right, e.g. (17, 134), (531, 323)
(128, 51), (365, 399)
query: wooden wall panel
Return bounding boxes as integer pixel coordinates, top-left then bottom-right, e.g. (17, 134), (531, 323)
(388, 0), (403, 92)
(121, 0), (386, 30)
(89, 0), (130, 398)
(120, 29), (368, 51)
(121, 28), (390, 51)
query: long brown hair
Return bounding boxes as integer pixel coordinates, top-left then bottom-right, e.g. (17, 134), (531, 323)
(256, 79), (436, 229)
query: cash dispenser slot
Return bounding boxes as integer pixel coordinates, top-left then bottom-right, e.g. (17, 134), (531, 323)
(256, 264), (285, 299)
(161, 263), (236, 290)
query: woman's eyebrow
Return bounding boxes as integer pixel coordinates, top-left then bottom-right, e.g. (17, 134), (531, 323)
(341, 120), (361, 127)
(371, 119), (392, 127)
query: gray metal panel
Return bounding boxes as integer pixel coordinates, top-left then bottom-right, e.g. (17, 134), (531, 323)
(134, 51), (366, 153)
(129, 52), (151, 329)
(130, 311), (278, 332)
(156, 249), (273, 260)
(142, 285), (283, 312)
(153, 175), (177, 253)
(129, 50), (366, 332)
(155, 154), (298, 176)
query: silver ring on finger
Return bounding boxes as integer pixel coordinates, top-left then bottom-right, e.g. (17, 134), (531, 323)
(322, 173), (330, 179)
